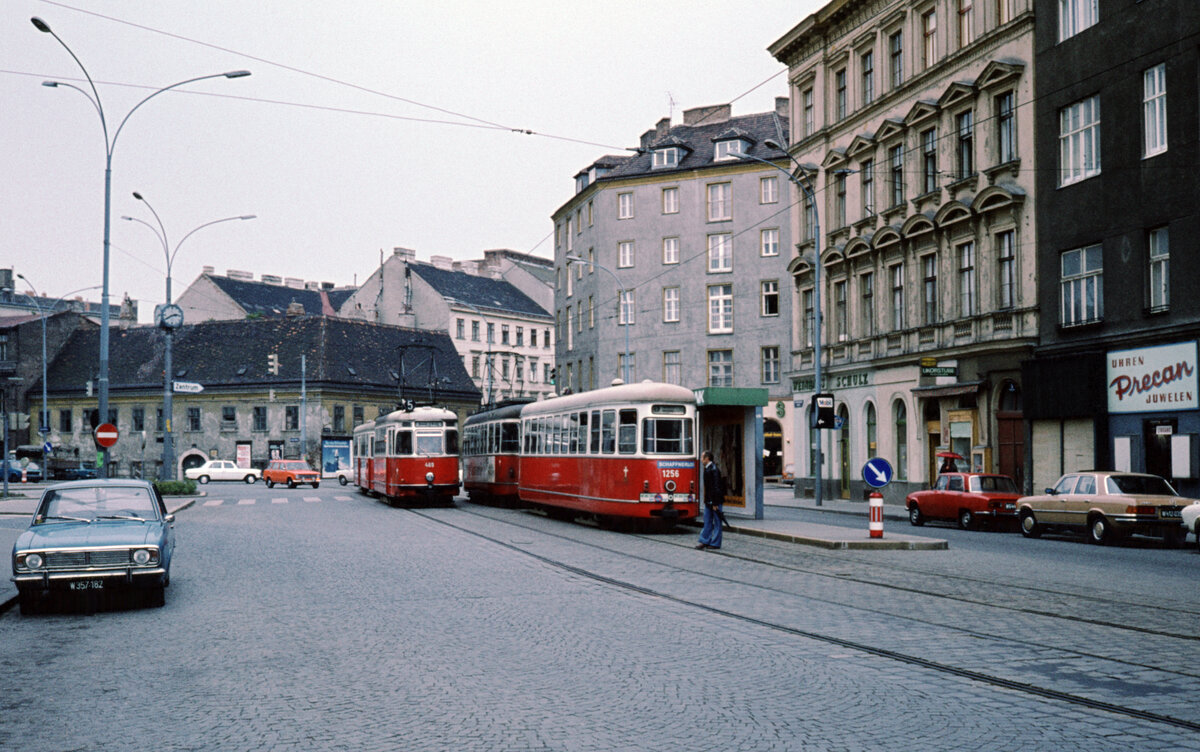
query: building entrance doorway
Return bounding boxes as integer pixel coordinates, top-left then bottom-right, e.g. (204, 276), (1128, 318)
(763, 418), (783, 478)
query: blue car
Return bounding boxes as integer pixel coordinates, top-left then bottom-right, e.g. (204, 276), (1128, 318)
(11, 479), (175, 614)
(2, 460), (43, 483)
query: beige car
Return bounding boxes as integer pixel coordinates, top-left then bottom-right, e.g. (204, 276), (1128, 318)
(1017, 471), (1190, 546)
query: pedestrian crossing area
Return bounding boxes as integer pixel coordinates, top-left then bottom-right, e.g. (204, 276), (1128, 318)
(203, 495), (354, 507)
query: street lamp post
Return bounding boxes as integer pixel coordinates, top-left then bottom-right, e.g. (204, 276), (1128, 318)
(122, 194), (254, 481)
(739, 141), (830, 507)
(565, 254), (630, 385)
(32, 15), (250, 477)
(14, 276), (102, 440)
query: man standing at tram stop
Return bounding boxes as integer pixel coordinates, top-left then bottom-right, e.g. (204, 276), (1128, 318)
(696, 450), (726, 550)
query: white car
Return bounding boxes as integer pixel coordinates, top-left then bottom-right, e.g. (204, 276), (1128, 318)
(185, 460), (260, 484)
(1182, 501), (1200, 552)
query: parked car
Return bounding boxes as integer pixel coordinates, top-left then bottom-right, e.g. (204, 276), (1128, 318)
(1, 460), (42, 483)
(1016, 471), (1191, 546)
(1180, 500), (1200, 552)
(51, 465), (98, 481)
(333, 468), (352, 486)
(263, 459), (320, 489)
(184, 459), (260, 484)
(906, 472), (1022, 530)
(11, 478), (176, 614)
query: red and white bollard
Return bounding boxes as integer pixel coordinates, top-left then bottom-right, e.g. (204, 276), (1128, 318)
(868, 492), (884, 538)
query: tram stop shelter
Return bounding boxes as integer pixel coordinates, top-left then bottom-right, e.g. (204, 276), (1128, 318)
(694, 387), (768, 521)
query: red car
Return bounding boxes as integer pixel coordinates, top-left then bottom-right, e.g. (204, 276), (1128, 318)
(906, 472), (1021, 530)
(263, 459), (320, 489)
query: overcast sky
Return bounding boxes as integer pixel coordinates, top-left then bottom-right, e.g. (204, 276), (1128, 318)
(4, 0), (821, 321)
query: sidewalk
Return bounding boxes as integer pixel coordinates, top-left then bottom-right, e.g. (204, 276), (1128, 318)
(707, 483), (947, 551)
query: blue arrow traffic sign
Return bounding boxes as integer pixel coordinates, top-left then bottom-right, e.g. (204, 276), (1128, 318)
(862, 457), (894, 488)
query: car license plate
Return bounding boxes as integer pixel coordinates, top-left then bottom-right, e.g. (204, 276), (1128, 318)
(69, 579), (105, 591)
(1160, 509), (1181, 519)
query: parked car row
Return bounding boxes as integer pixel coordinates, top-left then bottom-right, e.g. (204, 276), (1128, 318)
(907, 470), (1200, 550)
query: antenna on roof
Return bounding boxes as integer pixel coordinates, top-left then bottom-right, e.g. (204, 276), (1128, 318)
(667, 92), (677, 120)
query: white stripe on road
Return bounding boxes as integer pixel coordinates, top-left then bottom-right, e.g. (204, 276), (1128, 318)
(203, 499), (224, 507)
(303, 497), (320, 503)
(237, 499), (255, 505)
(272, 498), (288, 504)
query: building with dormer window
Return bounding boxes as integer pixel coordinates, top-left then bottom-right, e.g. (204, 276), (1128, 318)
(771, 0), (1037, 499)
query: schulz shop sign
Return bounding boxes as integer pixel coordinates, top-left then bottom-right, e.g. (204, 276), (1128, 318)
(1106, 341), (1197, 413)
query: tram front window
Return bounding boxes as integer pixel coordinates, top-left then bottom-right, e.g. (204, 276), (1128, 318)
(445, 429), (459, 455)
(642, 418), (693, 455)
(416, 434), (442, 455)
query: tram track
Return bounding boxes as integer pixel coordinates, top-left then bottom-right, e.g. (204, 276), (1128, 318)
(413, 504), (1200, 733)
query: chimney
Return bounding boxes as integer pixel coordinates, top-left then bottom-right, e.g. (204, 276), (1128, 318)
(261, 274), (282, 285)
(430, 255), (453, 270)
(392, 247), (416, 261)
(227, 269), (254, 281)
(285, 300), (305, 317)
(655, 116), (671, 140)
(683, 104), (731, 126)
(304, 281), (320, 291)
(640, 129), (656, 151)
(202, 266), (214, 275)
(284, 277), (305, 289)
(321, 282), (334, 290)
(775, 96), (789, 117)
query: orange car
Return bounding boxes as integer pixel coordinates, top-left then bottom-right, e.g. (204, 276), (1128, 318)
(906, 472), (1021, 530)
(262, 459), (320, 489)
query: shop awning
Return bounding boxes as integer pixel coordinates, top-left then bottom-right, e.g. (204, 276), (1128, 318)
(910, 380), (986, 398)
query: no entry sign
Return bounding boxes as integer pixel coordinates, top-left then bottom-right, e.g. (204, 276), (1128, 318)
(94, 423), (119, 448)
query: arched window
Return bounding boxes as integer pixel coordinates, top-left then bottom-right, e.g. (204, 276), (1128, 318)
(894, 399), (908, 480)
(865, 402), (877, 459)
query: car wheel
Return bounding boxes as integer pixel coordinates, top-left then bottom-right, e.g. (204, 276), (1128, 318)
(244, 475), (256, 484)
(266, 479), (274, 488)
(312, 482), (320, 489)
(1195, 522), (1200, 553)
(1163, 526), (1187, 549)
(339, 475), (348, 486)
(287, 479), (297, 489)
(1019, 511), (1041, 538)
(18, 591), (43, 616)
(1089, 515), (1113, 545)
(145, 586), (165, 608)
(198, 475), (210, 484)
(957, 509), (974, 531)
(908, 505), (924, 527)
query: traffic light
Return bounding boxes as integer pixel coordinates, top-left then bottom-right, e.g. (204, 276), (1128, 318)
(267, 353), (280, 375)
(548, 367), (556, 385)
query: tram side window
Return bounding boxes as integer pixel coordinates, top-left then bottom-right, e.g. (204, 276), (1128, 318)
(618, 409), (638, 454)
(559, 414), (570, 454)
(590, 410), (601, 454)
(568, 413), (580, 454)
(642, 418), (693, 454)
(395, 431), (413, 455)
(445, 429), (459, 455)
(601, 410), (616, 454)
(375, 431), (387, 456)
(501, 422), (519, 453)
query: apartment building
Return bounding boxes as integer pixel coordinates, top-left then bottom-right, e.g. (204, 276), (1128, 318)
(770, 0), (1037, 498)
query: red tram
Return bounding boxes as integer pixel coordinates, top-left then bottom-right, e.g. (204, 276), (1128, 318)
(504, 382), (700, 524)
(352, 406), (460, 505)
(462, 400), (527, 505)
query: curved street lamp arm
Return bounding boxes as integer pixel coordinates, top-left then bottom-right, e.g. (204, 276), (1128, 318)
(32, 17), (108, 146)
(110, 71), (248, 154)
(173, 215), (256, 270)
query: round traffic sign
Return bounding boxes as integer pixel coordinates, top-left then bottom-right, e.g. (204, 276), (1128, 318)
(94, 423), (119, 448)
(862, 457), (894, 488)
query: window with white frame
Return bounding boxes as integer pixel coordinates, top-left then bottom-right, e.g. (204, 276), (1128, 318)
(760, 228), (779, 257)
(662, 287), (680, 323)
(708, 350), (733, 387)
(761, 346), (781, 384)
(617, 192), (634, 219)
(708, 284), (733, 333)
(1148, 227), (1169, 312)
(861, 159), (874, 216)
(958, 0), (974, 48)
(576, 303), (583, 333)
(1058, 0), (1098, 42)
(802, 87), (815, 137)
(619, 289), (635, 326)
(996, 92), (1016, 164)
(708, 233), (733, 272)
(958, 241), (976, 317)
(760, 175), (779, 204)
(663, 351), (681, 385)
(860, 271), (875, 337)
(889, 145), (905, 206)
(653, 147), (680, 169)
(997, 230), (1015, 309)
(834, 171), (848, 228)
(922, 254), (939, 325)
(707, 182), (731, 221)
(618, 240), (634, 268)
(662, 236), (679, 265)
(1060, 95), (1100, 185)
(662, 186), (679, 214)
(1060, 244), (1103, 326)
(834, 280), (847, 341)
(890, 263), (905, 329)
(1143, 64), (1167, 157)
(455, 318), (465, 339)
(761, 280), (780, 317)
(802, 289), (814, 347)
(922, 9), (938, 69)
(861, 50), (875, 106)
(889, 31), (904, 89)
(835, 68), (848, 120)
(715, 140), (745, 160)
(803, 194), (816, 241)
(588, 296), (595, 328)
(956, 111), (974, 178)
(618, 353), (636, 383)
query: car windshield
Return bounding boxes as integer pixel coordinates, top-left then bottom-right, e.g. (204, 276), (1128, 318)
(1106, 475), (1178, 496)
(970, 476), (1018, 493)
(38, 486), (158, 522)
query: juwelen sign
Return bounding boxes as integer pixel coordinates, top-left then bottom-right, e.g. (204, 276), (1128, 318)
(1106, 341), (1198, 414)
(94, 423), (119, 448)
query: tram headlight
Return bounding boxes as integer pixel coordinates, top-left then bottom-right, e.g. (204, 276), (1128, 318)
(425, 472), (435, 485)
(665, 480), (677, 493)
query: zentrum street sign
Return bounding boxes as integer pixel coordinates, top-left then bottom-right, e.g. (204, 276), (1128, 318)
(173, 381), (204, 393)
